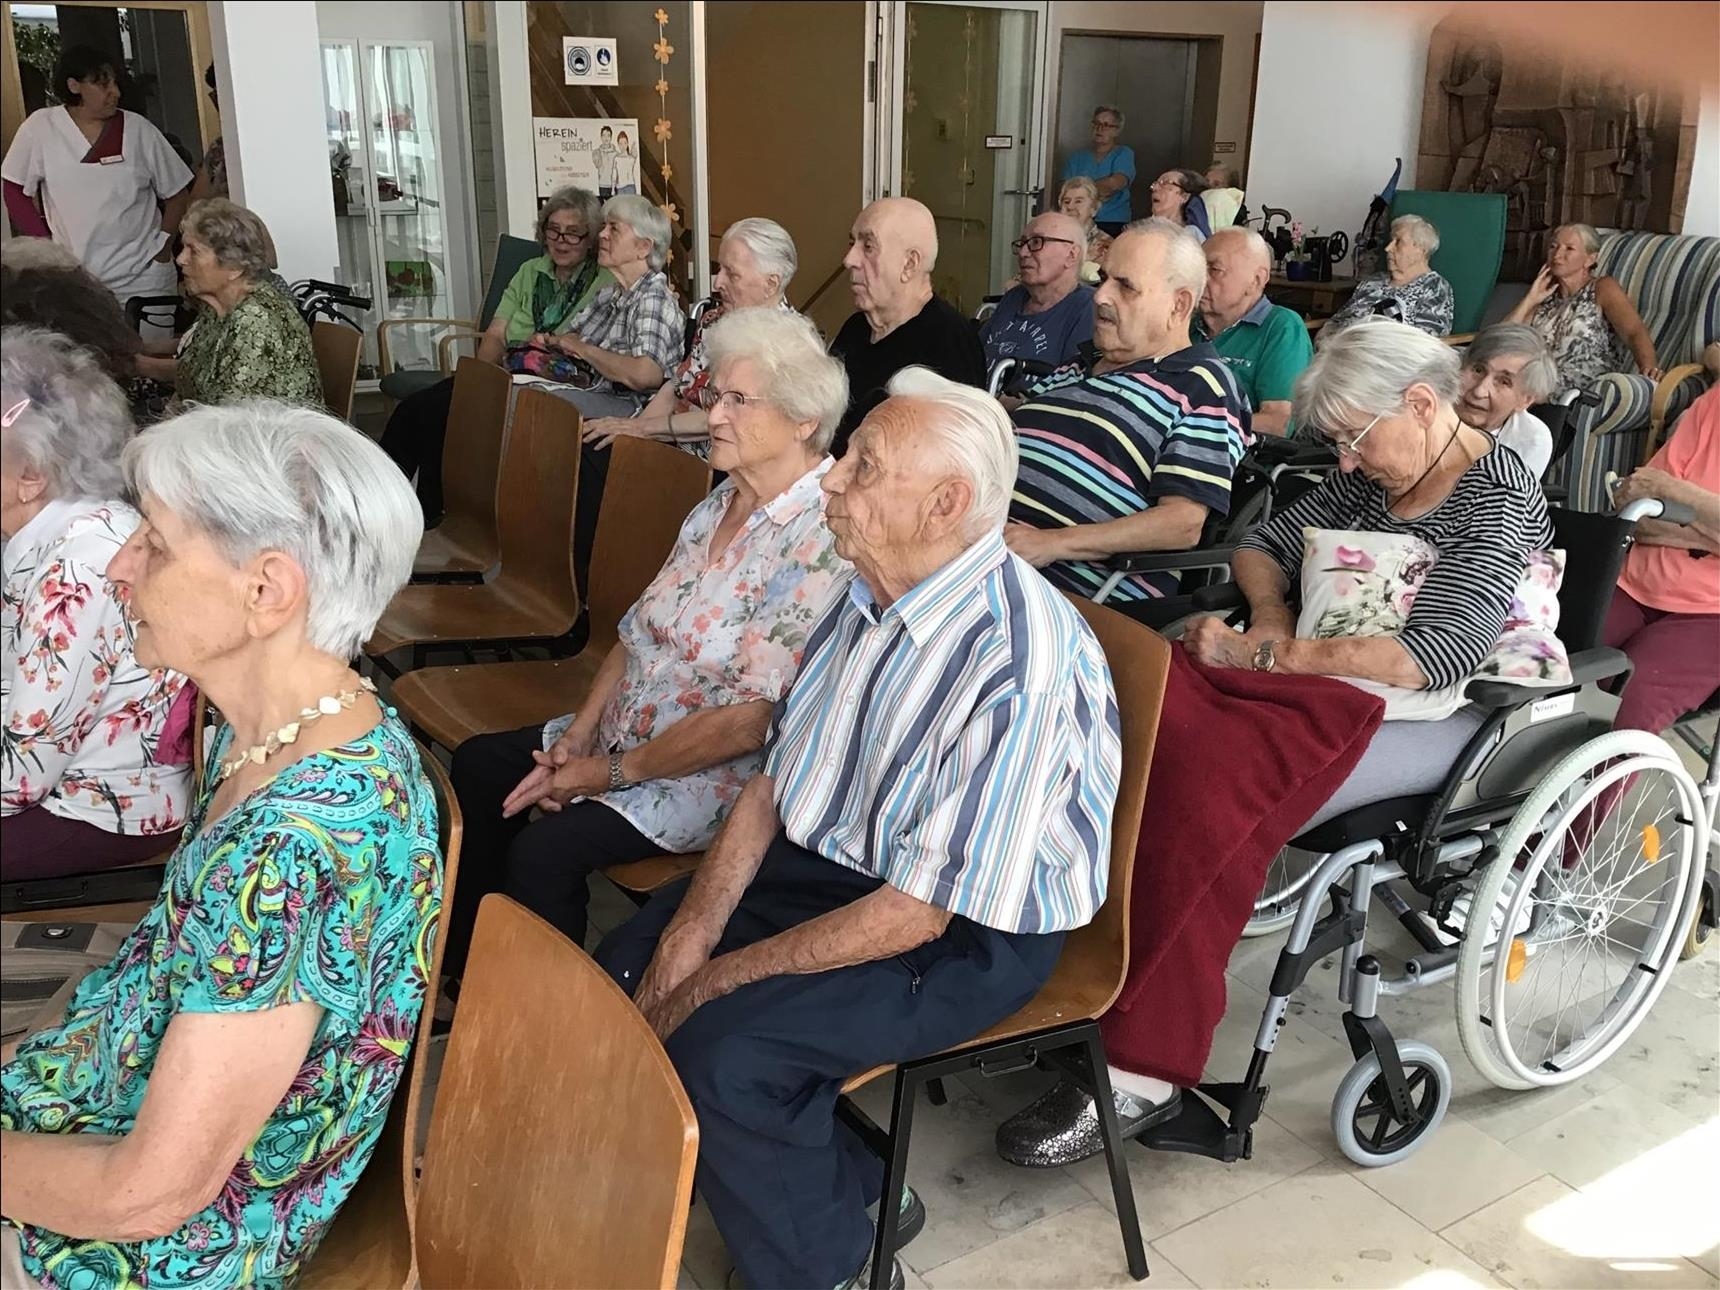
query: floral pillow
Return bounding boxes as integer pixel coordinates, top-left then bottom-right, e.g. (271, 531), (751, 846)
(1295, 530), (1572, 720)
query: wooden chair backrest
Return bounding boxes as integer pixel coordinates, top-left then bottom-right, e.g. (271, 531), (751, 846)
(440, 358), (514, 537)
(587, 436), (712, 649)
(490, 387), (583, 624)
(414, 896), (698, 1290)
(1066, 598), (1172, 1014)
(295, 739), (462, 1289)
(311, 321), (363, 421)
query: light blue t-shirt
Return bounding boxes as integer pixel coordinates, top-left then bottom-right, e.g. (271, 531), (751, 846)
(1063, 146), (1137, 224)
(980, 283), (1095, 367)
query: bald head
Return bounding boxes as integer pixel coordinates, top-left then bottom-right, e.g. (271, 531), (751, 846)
(1016, 210), (1086, 295)
(845, 198), (940, 322)
(1199, 227), (1272, 330)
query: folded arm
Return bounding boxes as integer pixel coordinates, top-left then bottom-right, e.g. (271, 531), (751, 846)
(1004, 495), (1208, 567)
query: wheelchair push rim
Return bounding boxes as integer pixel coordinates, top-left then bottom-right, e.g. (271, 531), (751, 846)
(1244, 846), (1323, 937)
(1456, 730), (1704, 1090)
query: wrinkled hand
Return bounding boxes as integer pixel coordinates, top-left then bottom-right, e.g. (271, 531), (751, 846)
(1182, 615), (1257, 669)
(640, 947), (735, 1040)
(1614, 466), (1679, 510)
(500, 744), (605, 818)
(530, 331), (580, 357)
(1524, 266), (1558, 308)
(584, 415), (647, 450)
(1003, 522), (1062, 569)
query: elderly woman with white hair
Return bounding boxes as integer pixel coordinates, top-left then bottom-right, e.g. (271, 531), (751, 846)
(1454, 322), (1561, 479)
(0, 401), (440, 1289)
(1505, 221), (1661, 388)
(592, 366), (1121, 1290)
(584, 216), (799, 452)
(442, 307), (852, 987)
(1321, 214), (1455, 338)
(152, 197), (321, 408)
(1, 327), (188, 881)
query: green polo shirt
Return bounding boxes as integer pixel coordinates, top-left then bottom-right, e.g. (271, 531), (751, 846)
(1195, 295), (1313, 412)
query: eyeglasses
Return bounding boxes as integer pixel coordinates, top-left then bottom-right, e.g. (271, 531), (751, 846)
(544, 226), (589, 244)
(1327, 411), (1385, 456)
(1149, 177), (1187, 193)
(1091, 118), (1120, 130)
(695, 385), (767, 412)
(1011, 235), (1079, 255)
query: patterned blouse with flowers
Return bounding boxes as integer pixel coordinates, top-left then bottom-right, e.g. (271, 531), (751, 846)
(1, 712), (443, 1290)
(541, 457), (851, 851)
(2, 498), (188, 835)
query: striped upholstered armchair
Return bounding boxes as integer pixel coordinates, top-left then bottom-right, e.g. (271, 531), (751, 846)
(1551, 230), (1719, 510)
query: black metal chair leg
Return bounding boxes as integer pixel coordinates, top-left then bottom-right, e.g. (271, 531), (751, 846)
(1082, 1031), (1150, 1281)
(869, 1069), (919, 1290)
(926, 1077), (948, 1106)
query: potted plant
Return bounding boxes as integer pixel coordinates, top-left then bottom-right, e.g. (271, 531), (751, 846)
(1286, 222), (1319, 281)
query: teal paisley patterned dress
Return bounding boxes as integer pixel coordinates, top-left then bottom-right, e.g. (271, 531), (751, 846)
(1, 712), (442, 1289)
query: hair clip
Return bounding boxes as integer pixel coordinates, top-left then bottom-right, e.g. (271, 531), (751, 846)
(1, 397), (30, 428)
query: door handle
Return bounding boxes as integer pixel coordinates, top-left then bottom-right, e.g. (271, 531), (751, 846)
(1001, 188), (1040, 196)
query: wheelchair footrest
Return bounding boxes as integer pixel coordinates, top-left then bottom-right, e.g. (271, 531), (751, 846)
(1139, 1082), (1259, 1163)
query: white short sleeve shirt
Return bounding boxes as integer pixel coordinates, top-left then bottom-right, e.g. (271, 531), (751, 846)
(1, 107), (192, 292)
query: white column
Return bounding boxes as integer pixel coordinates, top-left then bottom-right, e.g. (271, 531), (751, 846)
(490, 1), (539, 239)
(208, 0), (338, 281)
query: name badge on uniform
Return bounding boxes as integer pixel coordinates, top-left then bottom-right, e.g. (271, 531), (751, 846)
(99, 153), (124, 164)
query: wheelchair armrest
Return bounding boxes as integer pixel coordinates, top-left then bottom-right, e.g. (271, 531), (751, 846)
(1107, 543), (1238, 575)
(1189, 583), (1248, 615)
(1463, 647), (1632, 710)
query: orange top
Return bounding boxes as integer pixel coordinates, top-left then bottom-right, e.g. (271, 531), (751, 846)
(1617, 385), (1720, 616)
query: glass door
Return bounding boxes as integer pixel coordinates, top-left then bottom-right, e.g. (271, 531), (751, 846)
(879, 0), (1047, 314)
(322, 39), (377, 366)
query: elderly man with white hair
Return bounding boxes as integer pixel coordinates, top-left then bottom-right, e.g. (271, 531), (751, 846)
(1194, 227), (1313, 436)
(595, 368), (1122, 1290)
(979, 210), (1094, 367)
(829, 197), (986, 456)
(1005, 218), (1251, 623)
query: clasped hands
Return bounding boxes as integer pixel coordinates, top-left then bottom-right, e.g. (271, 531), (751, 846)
(500, 725), (609, 819)
(1182, 610), (1294, 671)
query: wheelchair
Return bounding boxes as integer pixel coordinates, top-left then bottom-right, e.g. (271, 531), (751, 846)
(1139, 497), (1715, 1168)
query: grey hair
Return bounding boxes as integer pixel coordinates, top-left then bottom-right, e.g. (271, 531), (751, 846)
(1059, 176), (1101, 207)
(604, 194), (673, 272)
(1207, 163), (1240, 189)
(1094, 104), (1125, 129)
(1, 238), (82, 271)
(702, 307), (848, 454)
(884, 366), (1018, 539)
(537, 185), (603, 246)
(1294, 319), (1462, 434)
(123, 400), (424, 659)
(1465, 323), (1558, 403)
(0, 325), (131, 502)
(183, 198), (275, 283)
(1552, 221), (1602, 256)
(721, 218), (798, 295)
(1122, 216), (1210, 300)
(1392, 213), (1441, 256)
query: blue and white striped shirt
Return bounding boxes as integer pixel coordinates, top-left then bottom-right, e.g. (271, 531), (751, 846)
(764, 533), (1122, 934)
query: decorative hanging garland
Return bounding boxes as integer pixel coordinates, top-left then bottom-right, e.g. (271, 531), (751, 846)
(652, 8), (678, 236)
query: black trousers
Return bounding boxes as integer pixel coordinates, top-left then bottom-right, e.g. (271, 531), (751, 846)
(445, 724), (659, 975)
(596, 835), (1063, 1289)
(380, 376), (456, 522)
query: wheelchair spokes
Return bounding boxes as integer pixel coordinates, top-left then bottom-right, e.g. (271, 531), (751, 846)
(1244, 845), (1324, 937)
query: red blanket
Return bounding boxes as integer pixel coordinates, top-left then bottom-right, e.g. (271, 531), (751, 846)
(1100, 646), (1385, 1087)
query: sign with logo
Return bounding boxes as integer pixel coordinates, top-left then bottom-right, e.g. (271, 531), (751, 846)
(533, 117), (642, 198)
(563, 36), (619, 86)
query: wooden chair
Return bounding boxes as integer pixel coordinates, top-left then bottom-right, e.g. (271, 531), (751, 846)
(366, 388), (584, 671)
(413, 895), (698, 1289)
(836, 598), (1171, 1289)
(389, 435), (712, 752)
(412, 359), (514, 583)
(300, 744), (464, 1289)
(311, 321), (363, 422)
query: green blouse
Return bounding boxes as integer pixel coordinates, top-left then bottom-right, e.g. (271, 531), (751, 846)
(495, 254), (612, 343)
(175, 283), (322, 407)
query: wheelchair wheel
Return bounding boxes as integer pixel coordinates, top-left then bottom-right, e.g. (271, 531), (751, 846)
(1329, 1040), (1451, 1167)
(1243, 845), (1322, 937)
(1681, 881), (1714, 961)
(1456, 730), (1704, 1090)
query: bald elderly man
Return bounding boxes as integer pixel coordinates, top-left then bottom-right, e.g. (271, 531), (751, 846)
(829, 197), (986, 455)
(1192, 227), (1312, 437)
(597, 368), (1120, 1290)
(979, 211), (1095, 367)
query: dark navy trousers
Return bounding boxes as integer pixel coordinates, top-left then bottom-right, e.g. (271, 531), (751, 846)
(596, 833), (1063, 1289)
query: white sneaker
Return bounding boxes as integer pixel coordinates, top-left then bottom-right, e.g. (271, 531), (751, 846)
(1437, 876), (1533, 947)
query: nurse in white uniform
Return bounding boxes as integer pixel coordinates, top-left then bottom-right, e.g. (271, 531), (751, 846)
(1, 44), (192, 330)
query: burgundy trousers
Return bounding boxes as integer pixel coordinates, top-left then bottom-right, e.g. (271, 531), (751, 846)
(0, 806), (178, 882)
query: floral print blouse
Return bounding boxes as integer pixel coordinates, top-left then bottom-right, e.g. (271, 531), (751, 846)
(175, 281), (321, 408)
(542, 458), (851, 852)
(2, 498), (188, 835)
(1322, 270), (1455, 338)
(1, 712), (443, 1290)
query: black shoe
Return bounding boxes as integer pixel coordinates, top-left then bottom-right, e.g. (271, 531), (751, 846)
(884, 1185), (924, 1248)
(994, 1075), (1182, 1168)
(724, 1255), (905, 1290)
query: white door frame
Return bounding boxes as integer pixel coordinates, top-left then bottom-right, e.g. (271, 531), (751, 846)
(870, 0), (1051, 204)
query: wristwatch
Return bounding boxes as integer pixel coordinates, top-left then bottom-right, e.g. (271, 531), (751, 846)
(607, 751), (631, 792)
(1251, 639), (1279, 673)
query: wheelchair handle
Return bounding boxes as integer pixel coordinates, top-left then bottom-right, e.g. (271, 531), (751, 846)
(1619, 496), (1697, 526)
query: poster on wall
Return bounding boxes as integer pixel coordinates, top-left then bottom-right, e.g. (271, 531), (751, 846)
(533, 118), (641, 200)
(563, 36), (619, 86)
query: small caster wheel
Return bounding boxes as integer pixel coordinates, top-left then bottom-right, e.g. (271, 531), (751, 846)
(1330, 1040), (1451, 1167)
(1680, 883), (1714, 962)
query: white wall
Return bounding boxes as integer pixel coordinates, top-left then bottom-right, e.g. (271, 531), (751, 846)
(1685, 89), (1720, 238)
(1247, 1), (1450, 242)
(210, 2), (339, 281)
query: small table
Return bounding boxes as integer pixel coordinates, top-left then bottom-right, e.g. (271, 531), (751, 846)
(1267, 273), (1359, 320)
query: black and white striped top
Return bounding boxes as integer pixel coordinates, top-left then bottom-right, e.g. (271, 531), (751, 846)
(1238, 447), (1553, 689)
